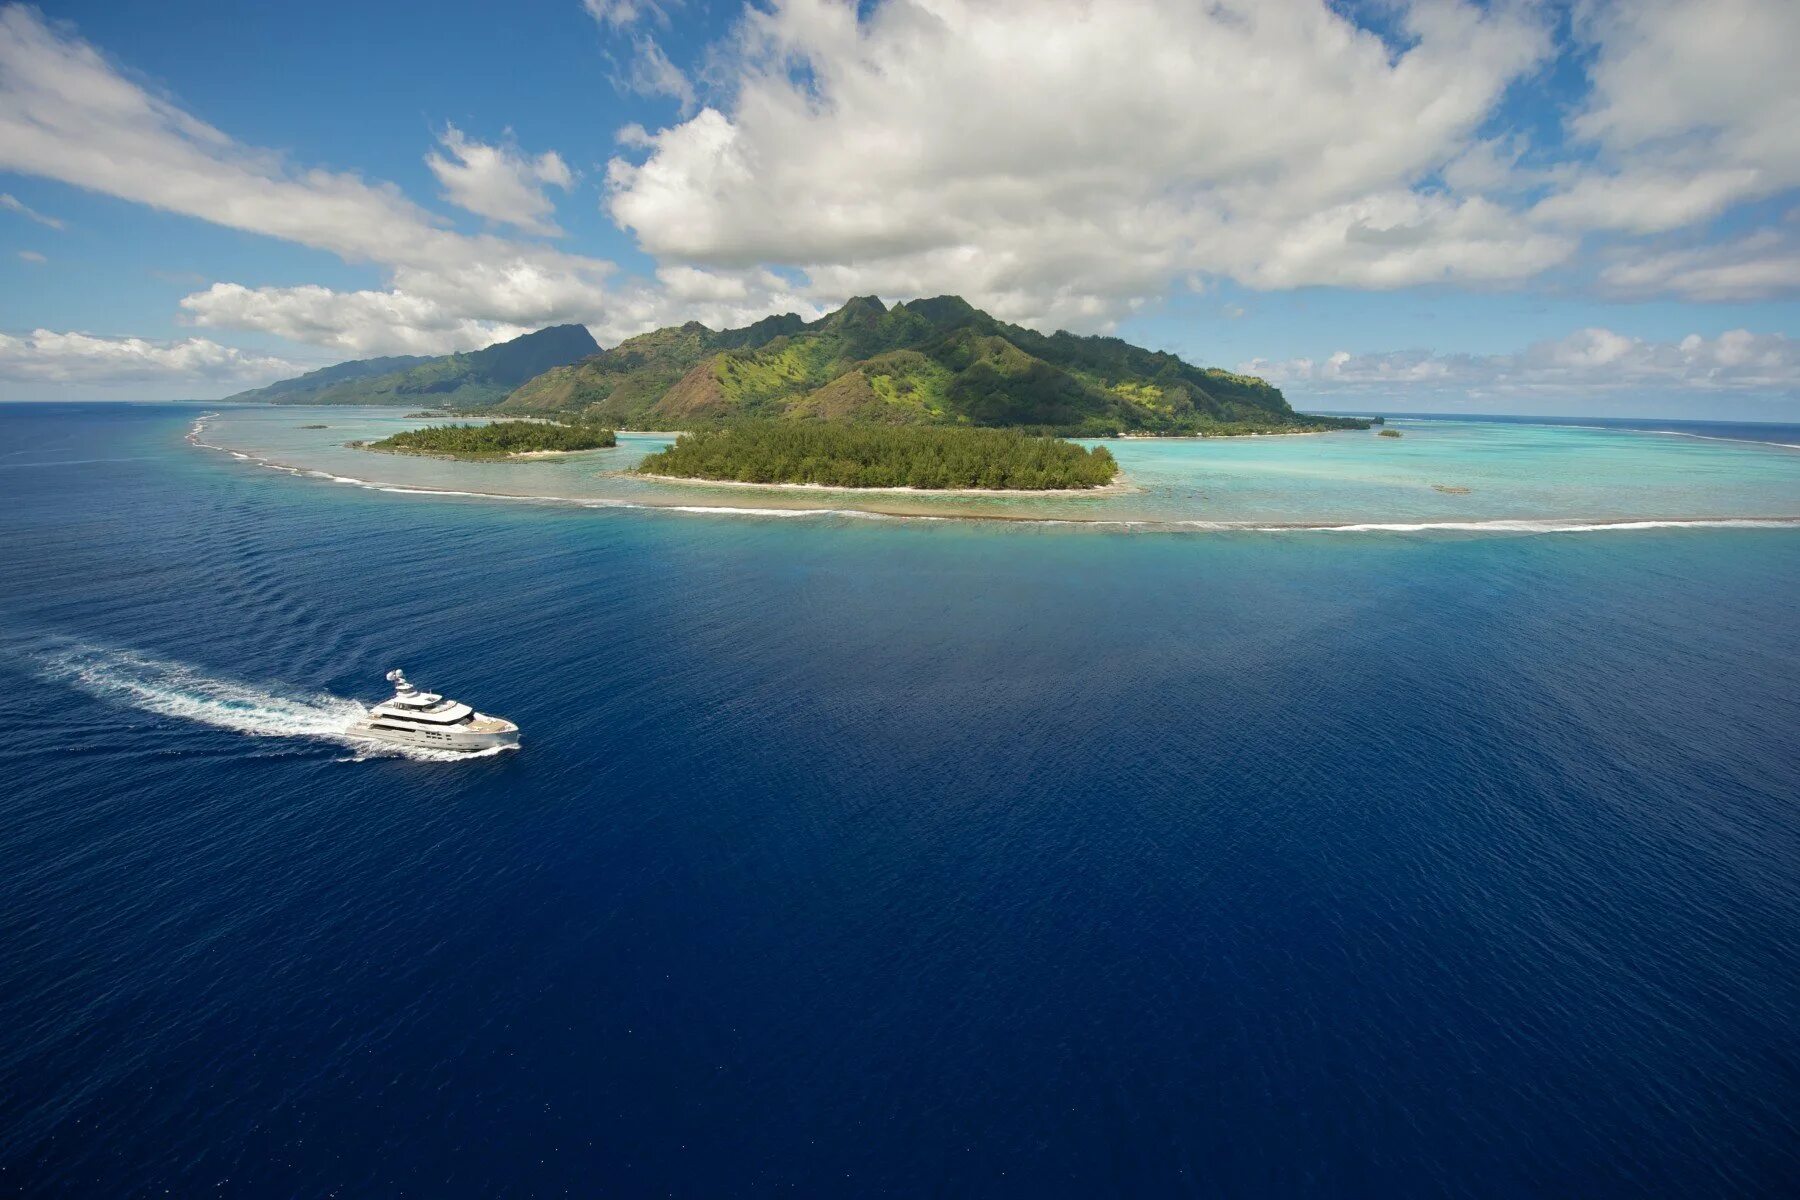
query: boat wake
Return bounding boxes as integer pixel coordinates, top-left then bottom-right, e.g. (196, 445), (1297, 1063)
(35, 642), (511, 762)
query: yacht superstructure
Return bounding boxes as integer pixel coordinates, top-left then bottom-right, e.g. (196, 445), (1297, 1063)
(347, 669), (519, 753)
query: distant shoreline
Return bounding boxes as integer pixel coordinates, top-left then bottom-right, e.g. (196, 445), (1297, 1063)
(351, 441), (616, 463)
(1110, 429), (1336, 440)
(633, 471), (1133, 497)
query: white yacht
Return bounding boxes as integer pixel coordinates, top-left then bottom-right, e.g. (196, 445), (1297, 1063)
(348, 669), (519, 753)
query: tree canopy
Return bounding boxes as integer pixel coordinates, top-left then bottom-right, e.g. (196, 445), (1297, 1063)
(636, 422), (1119, 490)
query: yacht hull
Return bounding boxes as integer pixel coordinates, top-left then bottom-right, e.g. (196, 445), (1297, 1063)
(347, 720), (519, 753)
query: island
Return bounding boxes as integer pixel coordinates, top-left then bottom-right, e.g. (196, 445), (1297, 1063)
(240, 296), (1369, 441)
(1379, 429), (1404, 438)
(223, 325), (600, 408)
(358, 420), (617, 460)
(255, 295), (1374, 489)
(636, 423), (1119, 491)
(499, 296), (1369, 439)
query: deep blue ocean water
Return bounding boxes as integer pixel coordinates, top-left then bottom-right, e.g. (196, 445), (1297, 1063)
(2, 403), (1798, 1196)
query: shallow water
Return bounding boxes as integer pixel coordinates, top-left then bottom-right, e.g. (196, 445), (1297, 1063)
(194, 405), (1800, 528)
(4, 403), (1798, 1195)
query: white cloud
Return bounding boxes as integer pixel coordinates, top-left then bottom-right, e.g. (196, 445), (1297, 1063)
(180, 266), (822, 355)
(583, 0), (676, 29)
(177, 282), (533, 356)
(17, 247), (44, 262)
(1532, 169), (1766, 237)
(426, 124), (574, 236)
(1600, 229), (1800, 302)
(0, 327), (298, 384)
(1533, 0), (1800, 234)
(0, 5), (614, 354)
(605, 0), (1559, 326)
(1244, 328), (1800, 396)
(584, 0), (697, 116)
(0, 190), (61, 228)
(621, 36), (696, 112)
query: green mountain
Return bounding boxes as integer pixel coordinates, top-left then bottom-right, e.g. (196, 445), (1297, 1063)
(229, 324), (600, 408)
(499, 296), (1356, 435)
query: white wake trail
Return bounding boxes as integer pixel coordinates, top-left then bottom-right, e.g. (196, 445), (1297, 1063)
(35, 644), (505, 762)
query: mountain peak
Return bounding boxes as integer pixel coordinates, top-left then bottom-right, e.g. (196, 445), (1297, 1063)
(898, 295), (980, 329)
(823, 295), (889, 327)
(496, 294), (1336, 437)
(229, 322), (599, 407)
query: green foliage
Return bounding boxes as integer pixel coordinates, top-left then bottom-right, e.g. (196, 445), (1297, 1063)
(495, 295), (1372, 437)
(366, 420), (616, 458)
(637, 422), (1119, 490)
(1378, 428), (1404, 438)
(234, 326), (599, 408)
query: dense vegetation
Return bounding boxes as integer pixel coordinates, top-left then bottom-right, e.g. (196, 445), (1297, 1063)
(502, 296), (1370, 437)
(230, 325), (599, 408)
(365, 420), (616, 458)
(635, 422), (1119, 490)
(1379, 429), (1404, 438)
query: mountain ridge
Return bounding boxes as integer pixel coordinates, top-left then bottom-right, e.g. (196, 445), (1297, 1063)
(499, 296), (1359, 435)
(226, 324), (599, 408)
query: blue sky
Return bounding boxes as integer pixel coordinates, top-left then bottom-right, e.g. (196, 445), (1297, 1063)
(1, 0), (1797, 417)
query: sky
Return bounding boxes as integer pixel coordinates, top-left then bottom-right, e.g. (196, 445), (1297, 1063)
(0, 0), (1797, 418)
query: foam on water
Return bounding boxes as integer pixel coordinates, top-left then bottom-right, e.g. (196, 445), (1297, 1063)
(188, 413), (1800, 534)
(35, 642), (508, 763)
(1263, 517), (1800, 534)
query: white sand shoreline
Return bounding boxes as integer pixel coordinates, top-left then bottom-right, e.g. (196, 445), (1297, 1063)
(350, 443), (616, 461)
(632, 472), (1133, 497)
(1110, 429), (1337, 440)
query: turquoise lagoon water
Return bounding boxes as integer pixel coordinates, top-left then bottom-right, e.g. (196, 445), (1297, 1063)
(195, 407), (1800, 529)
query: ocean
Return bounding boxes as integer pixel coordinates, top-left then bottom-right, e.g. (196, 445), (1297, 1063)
(2, 402), (1798, 1196)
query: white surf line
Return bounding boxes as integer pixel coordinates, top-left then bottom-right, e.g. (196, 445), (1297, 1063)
(1226, 517), (1800, 534)
(1641, 429), (1800, 451)
(185, 416), (1800, 534)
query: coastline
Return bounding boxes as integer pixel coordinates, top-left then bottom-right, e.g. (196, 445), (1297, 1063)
(1111, 429), (1338, 440)
(184, 413), (1800, 535)
(350, 441), (616, 462)
(630, 471), (1133, 497)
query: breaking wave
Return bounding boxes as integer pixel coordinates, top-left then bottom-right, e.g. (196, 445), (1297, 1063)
(187, 415), (1800, 535)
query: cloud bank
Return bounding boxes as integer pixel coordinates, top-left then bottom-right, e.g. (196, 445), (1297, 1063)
(0, 328), (297, 385)
(606, 0), (1567, 328)
(1245, 329), (1800, 400)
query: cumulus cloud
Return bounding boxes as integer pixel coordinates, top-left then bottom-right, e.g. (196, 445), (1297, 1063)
(177, 283), (533, 356)
(605, 0), (1559, 326)
(1244, 328), (1800, 397)
(1533, 0), (1800, 234)
(0, 328), (298, 384)
(426, 124), (574, 236)
(180, 267), (822, 355)
(0, 190), (61, 228)
(0, 4), (613, 353)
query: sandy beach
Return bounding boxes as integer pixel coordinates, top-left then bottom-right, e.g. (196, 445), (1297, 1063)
(631, 472), (1133, 497)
